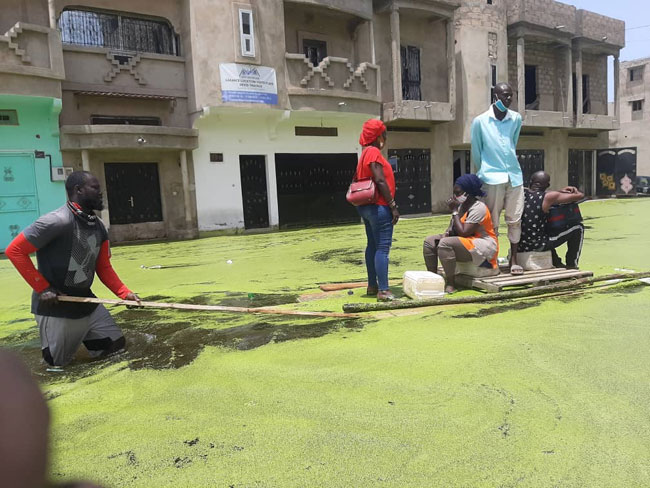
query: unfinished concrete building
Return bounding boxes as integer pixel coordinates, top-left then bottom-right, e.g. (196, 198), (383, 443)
(610, 57), (650, 180)
(0, 0), (626, 243)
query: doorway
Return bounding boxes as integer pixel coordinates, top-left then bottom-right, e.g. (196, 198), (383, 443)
(239, 155), (269, 229)
(595, 147), (637, 196)
(388, 149), (431, 215)
(0, 153), (39, 249)
(516, 150), (544, 185)
(104, 163), (163, 225)
(275, 153), (358, 228)
(568, 150), (594, 196)
(452, 150), (471, 183)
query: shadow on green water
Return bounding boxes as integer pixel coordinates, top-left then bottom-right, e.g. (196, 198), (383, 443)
(3, 292), (365, 382)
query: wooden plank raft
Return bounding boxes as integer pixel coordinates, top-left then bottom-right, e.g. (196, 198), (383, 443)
(455, 268), (594, 293)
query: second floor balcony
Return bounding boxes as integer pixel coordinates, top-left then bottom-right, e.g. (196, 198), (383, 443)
(0, 22), (65, 98)
(283, 1), (381, 114)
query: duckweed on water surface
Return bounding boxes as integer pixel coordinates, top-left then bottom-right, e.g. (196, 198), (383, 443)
(1, 199), (650, 487)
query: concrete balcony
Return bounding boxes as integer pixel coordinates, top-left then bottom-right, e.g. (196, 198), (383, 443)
(506, 0), (577, 34)
(283, 0), (373, 19)
(61, 45), (187, 99)
(576, 113), (619, 131)
(576, 10), (625, 51)
(383, 100), (454, 124)
(522, 110), (573, 129)
(285, 54), (381, 114)
(0, 22), (65, 97)
(60, 125), (198, 151)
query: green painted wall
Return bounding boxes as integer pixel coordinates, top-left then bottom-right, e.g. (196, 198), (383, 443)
(0, 94), (64, 250)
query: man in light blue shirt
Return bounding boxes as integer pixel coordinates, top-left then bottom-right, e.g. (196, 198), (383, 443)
(470, 82), (524, 274)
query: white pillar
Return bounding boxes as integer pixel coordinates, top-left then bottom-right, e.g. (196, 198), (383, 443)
(81, 149), (90, 171)
(447, 18), (455, 108)
(566, 45), (573, 118)
(390, 7), (402, 103)
(368, 20), (376, 65)
(575, 46), (583, 126)
(48, 0), (56, 29)
(614, 54), (620, 120)
(517, 37), (525, 116)
(180, 150), (192, 224)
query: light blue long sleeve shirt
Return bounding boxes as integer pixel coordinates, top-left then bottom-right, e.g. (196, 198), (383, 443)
(470, 106), (523, 187)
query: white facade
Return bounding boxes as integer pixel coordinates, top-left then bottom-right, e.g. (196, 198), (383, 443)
(193, 107), (370, 231)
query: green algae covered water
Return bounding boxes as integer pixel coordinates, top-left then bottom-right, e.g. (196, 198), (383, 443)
(1, 199), (649, 487)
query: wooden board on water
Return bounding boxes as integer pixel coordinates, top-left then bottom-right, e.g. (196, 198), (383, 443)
(455, 268), (594, 293)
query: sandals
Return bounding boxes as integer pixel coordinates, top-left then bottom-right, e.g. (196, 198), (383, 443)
(377, 290), (396, 302)
(366, 286), (379, 296)
(510, 264), (524, 276)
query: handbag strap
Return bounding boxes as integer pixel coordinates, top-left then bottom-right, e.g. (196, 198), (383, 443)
(353, 146), (371, 182)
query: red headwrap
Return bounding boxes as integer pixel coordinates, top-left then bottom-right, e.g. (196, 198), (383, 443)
(359, 119), (387, 146)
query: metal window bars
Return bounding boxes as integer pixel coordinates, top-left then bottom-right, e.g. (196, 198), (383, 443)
(58, 9), (178, 56)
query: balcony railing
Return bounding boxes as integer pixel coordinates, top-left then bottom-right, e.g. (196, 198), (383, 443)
(285, 54), (381, 105)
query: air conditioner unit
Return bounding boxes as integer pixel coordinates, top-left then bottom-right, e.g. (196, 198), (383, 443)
(51, 166), (74, 181)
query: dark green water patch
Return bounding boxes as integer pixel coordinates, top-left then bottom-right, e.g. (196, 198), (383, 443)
(596, 282), (648, 295)
(126, 316), (364, 370)
(180, 292), (300, 308)
(452, 300), (541, 319)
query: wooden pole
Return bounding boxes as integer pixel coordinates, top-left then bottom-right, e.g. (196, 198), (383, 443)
(320, 279), (401, 292)
(57, 296), (358, 319)
(342, 271), (650, 313)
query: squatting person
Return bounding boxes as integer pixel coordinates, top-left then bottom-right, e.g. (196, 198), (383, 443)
(423, 174), (498, 294)
(5, 171), (140, 368)
(518, 171), (585, 268)
(354, 119), (399, 302)
(471, 81), (524, 275)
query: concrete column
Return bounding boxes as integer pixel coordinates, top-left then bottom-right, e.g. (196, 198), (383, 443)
(516, 37), (525, 116)
(614, 54), (620, 120)
(566, 46), (573, 120)
(48, 0), (56, 29)
(179, 150), (192, 224)
(575, 46), (583, 126)
(447, 18), (456, 109)
(368, 20), (376, 65)
(390, 6), (402, 103)
(81, 149), (90, 171)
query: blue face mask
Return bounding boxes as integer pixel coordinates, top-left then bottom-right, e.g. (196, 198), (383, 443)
(494, 99), (508, 112)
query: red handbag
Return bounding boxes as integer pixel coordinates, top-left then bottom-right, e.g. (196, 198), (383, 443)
(346, 148), (378, 206)
(346, 177), (377, 206)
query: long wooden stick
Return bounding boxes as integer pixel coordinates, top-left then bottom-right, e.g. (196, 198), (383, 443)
(342, 271), (650, 313)
(57, 296), (359, 319)
(320, 279), (401, 292)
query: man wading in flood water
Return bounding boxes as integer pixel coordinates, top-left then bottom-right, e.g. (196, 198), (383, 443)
(5, 171), (140, 369)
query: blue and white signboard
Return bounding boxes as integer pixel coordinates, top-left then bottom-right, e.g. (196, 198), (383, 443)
(220, 63), (278, 104)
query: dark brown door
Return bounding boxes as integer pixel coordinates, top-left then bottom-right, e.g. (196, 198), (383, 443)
(388, 148), (431, 215)
(239, 155), (269, 229)
(104, 163), (163, 225)
(516, 150), (544, 186)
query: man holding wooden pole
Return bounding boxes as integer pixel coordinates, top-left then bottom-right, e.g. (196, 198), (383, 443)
(5, 171), (141, 368)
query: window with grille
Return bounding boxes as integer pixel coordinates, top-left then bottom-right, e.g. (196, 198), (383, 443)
(0, 110), (18, 125)
(401, 45), (421, 101)
(239, 9), (255, 57)
(58, 8), (179, 55)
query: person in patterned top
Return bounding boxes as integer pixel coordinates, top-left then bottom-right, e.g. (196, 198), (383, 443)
(5, 171), (141, 368)
(519, 171), (585, 268)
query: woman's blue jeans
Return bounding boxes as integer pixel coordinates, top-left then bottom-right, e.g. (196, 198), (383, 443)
(356, 204), (394, 290)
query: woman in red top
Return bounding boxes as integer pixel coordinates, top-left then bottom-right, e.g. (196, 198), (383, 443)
(354, 119), (400, 301)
